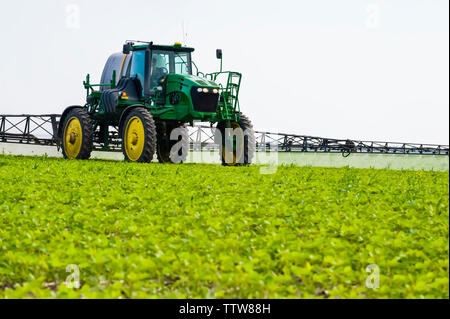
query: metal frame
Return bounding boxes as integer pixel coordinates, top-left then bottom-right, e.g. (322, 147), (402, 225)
(0, 114), (59, 145)
(253, 131), (449, 156)
(0, 114), (448, 156)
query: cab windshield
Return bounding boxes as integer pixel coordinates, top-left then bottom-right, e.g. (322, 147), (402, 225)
(150, 50), (192, 88)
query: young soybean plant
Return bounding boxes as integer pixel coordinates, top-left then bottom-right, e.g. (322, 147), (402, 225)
(58, 41), (255, 166)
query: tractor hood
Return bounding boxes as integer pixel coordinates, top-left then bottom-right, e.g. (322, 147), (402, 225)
(168, 74), (220, 88)
(162, 74), (220, 114)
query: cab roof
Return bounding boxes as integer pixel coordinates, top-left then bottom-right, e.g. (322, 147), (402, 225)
(132, 43), (194, 52)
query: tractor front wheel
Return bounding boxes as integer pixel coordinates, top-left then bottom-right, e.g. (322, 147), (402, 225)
(61, 108), (93, 160)
(122, 108), (156, 163)
(156, 123), (189, 164)
(216, 114), (255, 166)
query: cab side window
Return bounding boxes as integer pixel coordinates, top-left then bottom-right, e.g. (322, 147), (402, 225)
(129, 50), (145, 95)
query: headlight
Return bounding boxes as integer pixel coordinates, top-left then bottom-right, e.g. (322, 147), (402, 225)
(197, 88), (203, 93)
(212, 88), (219, 94)
(202, 88), (209, 93)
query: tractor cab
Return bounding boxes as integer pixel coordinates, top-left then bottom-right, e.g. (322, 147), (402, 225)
(91, 41), (225, 123)
(149, 46), (192, 91)
(124, 43), (194, 97)
(94, 42), (221, 119)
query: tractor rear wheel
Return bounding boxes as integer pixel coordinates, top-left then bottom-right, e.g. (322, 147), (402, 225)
(216, 114), (255, 166)
(156, 123), (189, 163)
(61, 108), (93, 160)
(122, 108), (156, 163)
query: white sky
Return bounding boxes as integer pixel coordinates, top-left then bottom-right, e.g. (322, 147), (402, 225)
(0, 0), (448, 144)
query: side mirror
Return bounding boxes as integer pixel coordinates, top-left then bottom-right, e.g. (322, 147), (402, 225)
(123, 43), (132, 54)
(216, 49), (222, 59)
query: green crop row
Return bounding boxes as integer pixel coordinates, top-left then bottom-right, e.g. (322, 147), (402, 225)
(0, 155), (448, 298)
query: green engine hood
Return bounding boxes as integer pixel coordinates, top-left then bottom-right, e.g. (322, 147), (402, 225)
(168, 74), (219, 88)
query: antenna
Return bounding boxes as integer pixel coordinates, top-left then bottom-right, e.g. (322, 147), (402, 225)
(181, 20), (188, 45)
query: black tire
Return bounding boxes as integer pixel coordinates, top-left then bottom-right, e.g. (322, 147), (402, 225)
(156, 122), (189, 163)
(61, 108), (93, 160)
(216, 113), (256, 166)
(121, 108), (156, 163)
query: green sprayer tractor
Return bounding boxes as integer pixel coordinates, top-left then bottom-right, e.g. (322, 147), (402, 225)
(58, 40), (255, 165)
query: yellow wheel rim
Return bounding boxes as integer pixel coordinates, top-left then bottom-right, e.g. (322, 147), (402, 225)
(222, 122), (244, 166)
(63, 117), (83, 159)
(124, 116), (145, 161)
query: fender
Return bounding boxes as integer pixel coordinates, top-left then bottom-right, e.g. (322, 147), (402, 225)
(57, 105), (84, 146)
(118, 104), (147, 136)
